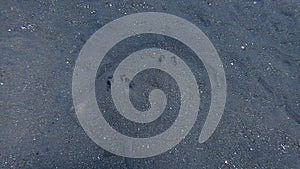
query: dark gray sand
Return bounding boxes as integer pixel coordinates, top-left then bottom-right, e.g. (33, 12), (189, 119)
(1, 0), (299, 168)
